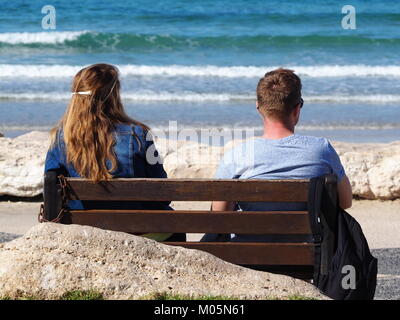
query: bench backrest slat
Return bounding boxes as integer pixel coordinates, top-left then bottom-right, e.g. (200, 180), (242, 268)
(65, 178), (310, 202)
(65, 210), (312, 235)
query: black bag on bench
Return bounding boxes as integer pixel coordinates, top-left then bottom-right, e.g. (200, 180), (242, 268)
(316, 207), (378, 300)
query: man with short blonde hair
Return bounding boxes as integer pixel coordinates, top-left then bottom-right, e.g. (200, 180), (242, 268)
(203, 68), (352, 242)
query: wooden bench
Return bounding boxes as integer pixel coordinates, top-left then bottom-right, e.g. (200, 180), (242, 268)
(40, 172), (338, 283)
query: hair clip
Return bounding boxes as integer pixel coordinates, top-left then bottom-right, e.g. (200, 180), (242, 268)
(72, 91), (91, 95)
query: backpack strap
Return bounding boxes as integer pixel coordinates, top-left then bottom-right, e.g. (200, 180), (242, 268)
(308, 176), (324, 285)
(309, 174), (339, 286)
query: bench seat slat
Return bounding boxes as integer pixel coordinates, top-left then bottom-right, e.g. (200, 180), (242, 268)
(65, 178), (310, 202)
(66, 210), (312, 234)
(164, 242), (315, 266)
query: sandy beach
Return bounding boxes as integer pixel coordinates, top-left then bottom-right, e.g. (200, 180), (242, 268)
(1, 132), (399, 299)
(1, 198), (399, 299)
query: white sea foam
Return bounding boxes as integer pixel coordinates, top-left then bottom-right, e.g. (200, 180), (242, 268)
(0, 31), (89, 44)
(1, 124), (400, 134)
(303, 94), (400, 103)
(1, 64), (400, 78)
(121, 64), (400, 78)
(0, 92), (252, 102)
(1, 91), (400, 103)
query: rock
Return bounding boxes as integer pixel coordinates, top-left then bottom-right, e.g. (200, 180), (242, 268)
(1, 131), (400, 200)
(0, 223), (326, 300)
(0, 132), (4, 137)
(0, 131), (50, 197)
(161, 139), (223, 178)
(160, 138), (400, 200)
(332, 141), (400, 200)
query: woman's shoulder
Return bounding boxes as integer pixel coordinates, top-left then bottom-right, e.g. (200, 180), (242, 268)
(114, 123), (134, 133)
(50, 126), (64, 147)
(115, 123), (148, 135)
(114, 123), (152, 149)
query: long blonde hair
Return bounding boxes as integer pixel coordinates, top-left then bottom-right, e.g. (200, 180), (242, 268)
(50, 63), (149, 182)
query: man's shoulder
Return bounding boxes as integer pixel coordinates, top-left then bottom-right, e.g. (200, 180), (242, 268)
(222, 138), (263, 156)
(291, 134), (329, 147)
(227, 135), (329, 149)
(221, 135), (332, 160)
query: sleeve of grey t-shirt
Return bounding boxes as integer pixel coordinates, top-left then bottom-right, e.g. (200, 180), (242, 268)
(215, 147), (238, 179)
(323, 140), (346, 182)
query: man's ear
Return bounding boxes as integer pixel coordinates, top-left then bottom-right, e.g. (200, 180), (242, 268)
(293, 104), (301, 120)
(256, 102), (265, 119)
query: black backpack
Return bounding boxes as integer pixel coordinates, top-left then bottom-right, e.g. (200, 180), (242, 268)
(316, 207), (378, 300)
(312, 176), (378, 300)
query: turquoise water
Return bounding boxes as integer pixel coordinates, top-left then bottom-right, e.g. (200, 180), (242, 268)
(1, 0), (400, 141)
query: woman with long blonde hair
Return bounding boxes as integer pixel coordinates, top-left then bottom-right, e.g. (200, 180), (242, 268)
(45, 63), (184, 242)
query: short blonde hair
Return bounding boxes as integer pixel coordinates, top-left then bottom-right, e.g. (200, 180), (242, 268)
(256, 68), (302, 121)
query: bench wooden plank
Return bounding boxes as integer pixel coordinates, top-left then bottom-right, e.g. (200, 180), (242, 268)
(164, 242), (315, 266)
(64, 178), (310, 202)
(42, 174), (339, 279)
(65, 210), (312, 234)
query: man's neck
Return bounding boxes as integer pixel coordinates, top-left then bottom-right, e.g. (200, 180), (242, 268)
(262, 120), (295, 140)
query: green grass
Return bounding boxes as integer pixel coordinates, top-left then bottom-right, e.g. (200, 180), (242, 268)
(1, 291), (317, 301)
(140, 292), (237, 300)
(140, 292), (317, 300)
(60, 290), (104, 300)
(1, 295), (38, 300)
(1, 290), (103, 301)
(287, 295), (317, 300)
(265, 294), (317, 300)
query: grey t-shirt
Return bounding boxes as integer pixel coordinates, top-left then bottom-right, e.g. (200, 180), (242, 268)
(214, 134), (345, 241)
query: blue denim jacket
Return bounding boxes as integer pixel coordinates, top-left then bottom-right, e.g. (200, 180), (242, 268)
(44, 123), (170, 211)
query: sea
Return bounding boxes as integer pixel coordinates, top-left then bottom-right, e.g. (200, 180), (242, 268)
(1, 0), (400, 143)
